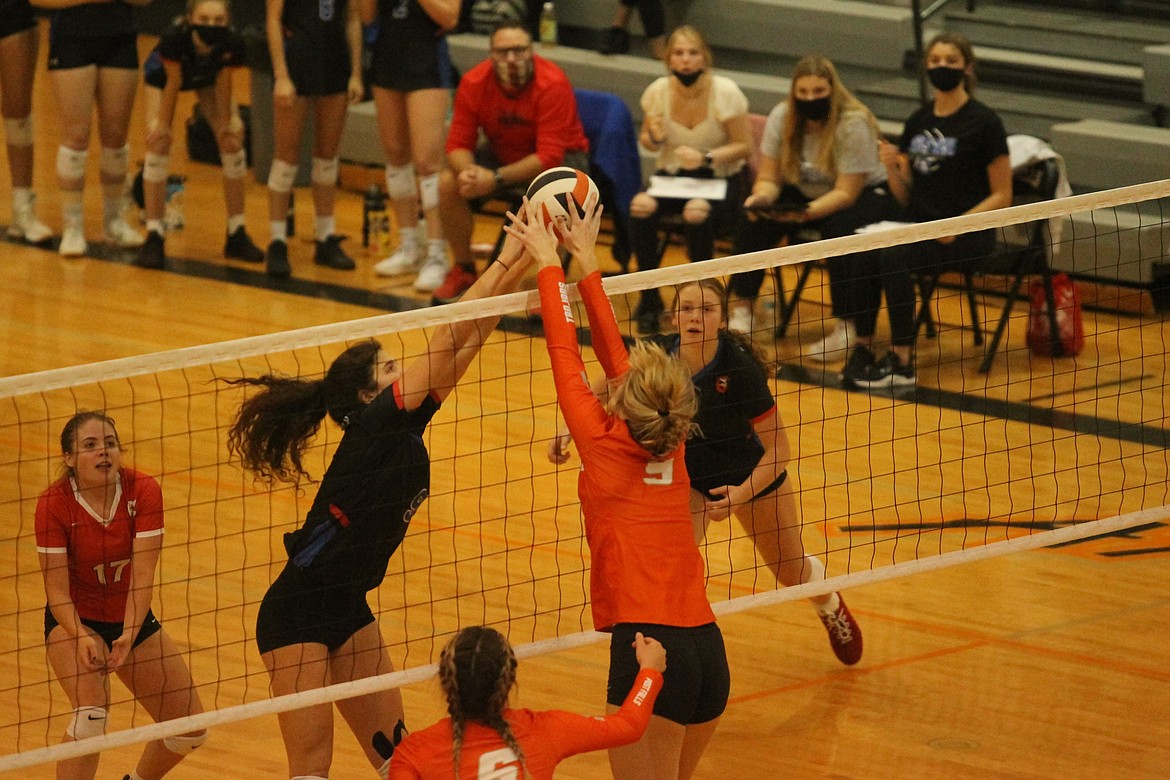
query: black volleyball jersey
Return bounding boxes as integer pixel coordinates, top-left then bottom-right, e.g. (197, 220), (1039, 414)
(51, 1), (135, 37)
(282, 382), (439, 593)
(154, 20), (247, 91)
(648, 332), (776, 493)
(374, 0), (443, 44)
(281, 0), (349, 44)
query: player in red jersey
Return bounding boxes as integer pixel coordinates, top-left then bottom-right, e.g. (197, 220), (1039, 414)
(506, 196), (727, 780)
(389, 626), (665, 779)
(35, 411), (206, 780)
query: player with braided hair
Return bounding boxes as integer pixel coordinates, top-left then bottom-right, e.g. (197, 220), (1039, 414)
(508, 195), (728, 780)
(389, 626), (665, 778)
(226, 233), (534, 780)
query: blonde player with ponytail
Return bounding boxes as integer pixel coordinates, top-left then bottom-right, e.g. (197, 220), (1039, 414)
(508, 196), (728, 780)
(389, 626), (665, 778)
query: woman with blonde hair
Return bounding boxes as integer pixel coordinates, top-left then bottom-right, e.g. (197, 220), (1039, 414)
(727, 53), (897, 350)
(629, 25), (752, 334)
(508, 195), (728, 780)
(389, 626), (665, 778)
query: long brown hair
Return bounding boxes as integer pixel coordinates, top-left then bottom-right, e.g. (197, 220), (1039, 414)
(670, 278), (773, 377)
(439, 626), (529, 779)
(224, 340), (381, 483)
(57, 410), (121, 480)
(779, 53), (881, 186)
(924, 31), (978, 93)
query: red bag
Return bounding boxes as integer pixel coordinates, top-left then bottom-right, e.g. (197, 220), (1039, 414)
(1026, 273), (1084, 357)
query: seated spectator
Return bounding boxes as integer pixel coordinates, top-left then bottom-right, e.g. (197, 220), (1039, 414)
(430, 20), (589, 305)
(629, 25), (751, 334)
(846, 32), (1011, 389)
(598, 0), (666, 59)
(726, 54), (898, 347)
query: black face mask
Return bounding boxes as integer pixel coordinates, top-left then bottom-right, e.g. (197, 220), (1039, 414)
(927, 66), (965, 93)
(192, 24), (230, 48)
(672, 69), (704, 88)
(793, 96), (831, 122)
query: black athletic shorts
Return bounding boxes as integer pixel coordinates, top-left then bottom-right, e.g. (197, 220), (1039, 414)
(607, 622), (729, 725)
(48, 32), (138, 71)
(255, 566), (376, 655)
(284, 31), (350, 97)
(0, 0), (36, 40)
(370, 36), (454, 92)
(43, 605), (162, 650)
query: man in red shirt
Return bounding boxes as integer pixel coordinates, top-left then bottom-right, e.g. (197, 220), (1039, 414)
(429, 21), (589, 304)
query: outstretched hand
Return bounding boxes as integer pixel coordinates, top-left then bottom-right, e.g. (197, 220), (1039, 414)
(559, 191), (603, 271)
(503, 197), (561, 269)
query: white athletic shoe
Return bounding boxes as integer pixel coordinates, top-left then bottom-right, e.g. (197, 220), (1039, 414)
(58, 227), (88, 258)
(413, 253), (451, 292)
(373, 242), (424, 277)
(728, 303), (754, 335)
(806, 320), (856, 363)
(104, 217), (145, 248)
(8, 197), (54, 244)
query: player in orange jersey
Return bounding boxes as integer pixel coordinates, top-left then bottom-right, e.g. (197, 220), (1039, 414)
(507, 195), (727, 780)
(389, 626), (665, 778)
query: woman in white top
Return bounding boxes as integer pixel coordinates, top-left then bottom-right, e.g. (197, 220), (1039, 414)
(727, 54), (897, 353)
(629, 25), (752, 334)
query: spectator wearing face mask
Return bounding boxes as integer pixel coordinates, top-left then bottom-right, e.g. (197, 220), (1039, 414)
(726, 53), (897, 346)
(845, 32), (1010, 390)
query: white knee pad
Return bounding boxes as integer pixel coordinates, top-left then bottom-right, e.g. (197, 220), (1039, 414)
(143, 152), (170, 183)
(162, 730), (207, 755)
(4, 115), (33, 146)
(311, 156), (338, 186)
(220, 149), (247, 180)
(56, 146), (89, 180)
(100, 145), (130, 178)
(418, 172), (440, 211)
(66, 706), (108, 741)
(384, 162), (416, 199)
(267, 159), (298, 193)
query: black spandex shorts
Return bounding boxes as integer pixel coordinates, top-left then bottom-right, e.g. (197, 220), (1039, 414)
(44, 605), (162, 650)
(283, 31), (350, 97)
(370, 37), (454, 92)
(607, 622), (729, 725)
(0, 0), (36, 40)
(255, 566), (376, 655)
(48, 31), (138, 71)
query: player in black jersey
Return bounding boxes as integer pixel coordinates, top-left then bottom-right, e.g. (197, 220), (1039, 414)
(362, 0), (459, 293)
(38, 0), (151, 258)
(263, 0), (364, 278)
(137, 0), (265, 270)
(226, 231), (534, 780)
(550, 277), (864, 666)
(1, 0), (53, 244)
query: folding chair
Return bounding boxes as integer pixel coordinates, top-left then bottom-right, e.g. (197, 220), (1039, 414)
(911, 155), (1063, 373)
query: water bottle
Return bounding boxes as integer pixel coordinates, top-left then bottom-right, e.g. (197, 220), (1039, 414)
(539, 2), (557, 47)
(286, 189), (295, 237)
(164, 175), (186, 231)
(365, 185), (390, 255)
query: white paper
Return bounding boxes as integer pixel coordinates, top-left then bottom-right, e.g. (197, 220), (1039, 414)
(854, 220), (916, 234)
(646, 175), (728, 201)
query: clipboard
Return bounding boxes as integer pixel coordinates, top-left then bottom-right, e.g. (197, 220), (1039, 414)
(646, 175), (728, 201)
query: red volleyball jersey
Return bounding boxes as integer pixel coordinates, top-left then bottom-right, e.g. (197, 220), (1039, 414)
(539, 268), (716, 631)
(35, 469), (164, 623)
(389, 668), (663, 779)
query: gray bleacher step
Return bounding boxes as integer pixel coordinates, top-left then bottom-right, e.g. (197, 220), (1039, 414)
(945, 2), (1170, 66)
(972, 45), (1145, 101)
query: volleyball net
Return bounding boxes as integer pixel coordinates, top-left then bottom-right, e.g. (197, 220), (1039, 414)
(1, 179), (1169, 771)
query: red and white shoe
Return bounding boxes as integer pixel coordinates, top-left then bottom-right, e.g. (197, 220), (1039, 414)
(819, 594), (863, 665)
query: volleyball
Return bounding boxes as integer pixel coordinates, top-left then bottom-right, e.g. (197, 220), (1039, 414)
(524, 166), (599, 240)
